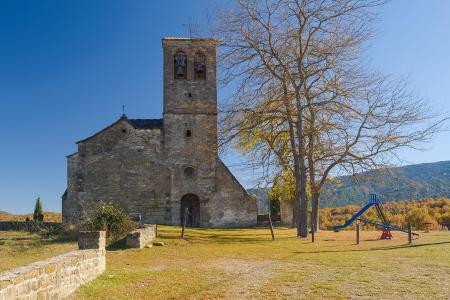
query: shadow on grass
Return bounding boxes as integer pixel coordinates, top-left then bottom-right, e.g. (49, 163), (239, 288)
(0, 237), (35, 241)
(106, 238), (127, 251)
(162, 233), (277, 244)
(158, 227), (280, 243)
(292, 241), (450, 254)
(44, 234), (78, 244)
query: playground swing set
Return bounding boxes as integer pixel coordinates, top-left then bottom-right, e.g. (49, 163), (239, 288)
(332, 194), (419, 240)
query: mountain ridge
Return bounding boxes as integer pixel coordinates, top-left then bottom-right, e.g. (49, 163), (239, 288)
(247, 160), (450, 209)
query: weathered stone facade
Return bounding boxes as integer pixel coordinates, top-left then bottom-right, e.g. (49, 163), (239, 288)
(62, 38), (257, 228)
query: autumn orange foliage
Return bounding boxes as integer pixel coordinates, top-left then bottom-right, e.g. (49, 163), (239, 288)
(320, 198), (450, 231)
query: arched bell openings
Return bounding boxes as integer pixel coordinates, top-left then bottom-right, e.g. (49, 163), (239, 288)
(194, 51), (206, 80)
(174, 50), (206, 80)
(174, 51), (187, 79)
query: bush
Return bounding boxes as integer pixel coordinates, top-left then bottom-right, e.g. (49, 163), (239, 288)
(87, 201), (138, 243)
(404, 207), (435, 230)
(439, 214), (450, 229)
(33, 197), (44, 222)
(38, 226), (62, 239)
(270, 198), (280, 217)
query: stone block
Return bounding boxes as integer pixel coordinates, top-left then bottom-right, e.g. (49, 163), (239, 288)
(78, 231), (106, 250)
(126, 224), (156, 248)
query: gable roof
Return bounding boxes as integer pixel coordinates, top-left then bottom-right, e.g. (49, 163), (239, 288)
(128, 118), (163, 129)
(76, 114), (163, 144)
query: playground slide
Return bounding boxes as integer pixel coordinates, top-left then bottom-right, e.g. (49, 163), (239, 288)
(359, 218), (419, 236)
(332, 202), (377, 232)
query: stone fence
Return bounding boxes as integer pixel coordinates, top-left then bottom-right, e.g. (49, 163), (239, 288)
(0, 221), (61, 232)
(126, 224), (156, 248)
(0, 231), (106, 300)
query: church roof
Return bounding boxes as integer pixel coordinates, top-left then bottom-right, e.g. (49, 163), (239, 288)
(128, 118), (163, 129)
(76, 115), (163, 144)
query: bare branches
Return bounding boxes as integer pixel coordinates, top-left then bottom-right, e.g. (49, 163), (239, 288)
(214, 0), (446, 236)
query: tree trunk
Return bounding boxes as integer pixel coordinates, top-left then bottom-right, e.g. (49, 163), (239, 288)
(296, 98), (308, 238)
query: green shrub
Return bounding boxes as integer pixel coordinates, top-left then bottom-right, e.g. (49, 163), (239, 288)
(33, 197), (44, 222)
(38, 226), (61, 239)
(270, 198), (280, 217)
(88, 201), (138, 243)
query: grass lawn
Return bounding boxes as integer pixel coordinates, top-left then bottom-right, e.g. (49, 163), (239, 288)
(73, 226), (450, 299)
(0, 231), (77, 272)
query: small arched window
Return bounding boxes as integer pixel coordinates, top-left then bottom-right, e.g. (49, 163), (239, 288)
(174, 51), (187, 79)
(184, 167), (195, 178)
(194, 52), (206, 80)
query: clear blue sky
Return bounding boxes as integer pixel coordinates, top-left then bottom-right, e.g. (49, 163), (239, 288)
(0, 1), (449, 213)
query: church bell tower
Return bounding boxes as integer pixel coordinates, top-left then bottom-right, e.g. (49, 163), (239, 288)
(162, 38), (217, 115)
(162, 38), (218, 224)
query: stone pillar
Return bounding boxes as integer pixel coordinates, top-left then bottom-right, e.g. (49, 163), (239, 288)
(280, 199), (295, 227)
(78, 231), (106, 250)
(126, 225), (156, 248)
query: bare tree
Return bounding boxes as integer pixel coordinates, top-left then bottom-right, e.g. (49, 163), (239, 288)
(306, 74), (445, 231)
(214, 0), (446, 237)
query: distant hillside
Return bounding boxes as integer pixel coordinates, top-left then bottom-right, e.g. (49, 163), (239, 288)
(0, 211), (62, 222)
(247, 161), (450, 208)
(321, 161), (450, 207)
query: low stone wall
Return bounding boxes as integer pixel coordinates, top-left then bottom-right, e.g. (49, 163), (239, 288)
(0, 221), (61, 232)
(126, 224), (156, 248)
(0, 231), (106, 300)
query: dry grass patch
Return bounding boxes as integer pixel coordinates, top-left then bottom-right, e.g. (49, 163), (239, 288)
(0, 231), (77, 272)
(73, 226), (450, 299)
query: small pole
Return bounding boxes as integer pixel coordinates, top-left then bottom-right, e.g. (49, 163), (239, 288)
(311, 216), (315, 243)
(356, 223), (360, 245)
(408, 222), (412, 244)
(155, 224), (158, 237)
(181, 208), (188, 239)
(268, 213), (275, 241)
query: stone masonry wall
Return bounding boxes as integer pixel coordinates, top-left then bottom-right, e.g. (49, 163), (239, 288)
(207, 159), (257, 228)
(162, 38), (217, 115)
(63, 119), (172, 225)
(126, 224), (156, 248)
(0, 221), (61, 232)
(0, 231), (106, 300)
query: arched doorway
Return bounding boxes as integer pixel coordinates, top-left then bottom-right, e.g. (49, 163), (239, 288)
(180, 194), (200, 227)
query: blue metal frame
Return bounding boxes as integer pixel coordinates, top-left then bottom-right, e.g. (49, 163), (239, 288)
(358, 218), (419, 235)
(332, 201), (377, 232)
(332, 193), (418, 236)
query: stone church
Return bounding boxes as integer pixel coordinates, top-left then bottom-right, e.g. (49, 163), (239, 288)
(62, 38), (257, 228)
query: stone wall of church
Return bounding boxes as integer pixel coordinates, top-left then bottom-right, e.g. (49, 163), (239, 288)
(63, 119), (173, 225)
(162, 38), (217, 115)
(63, 116), (257, 228)
(207, 159), (257, 227)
